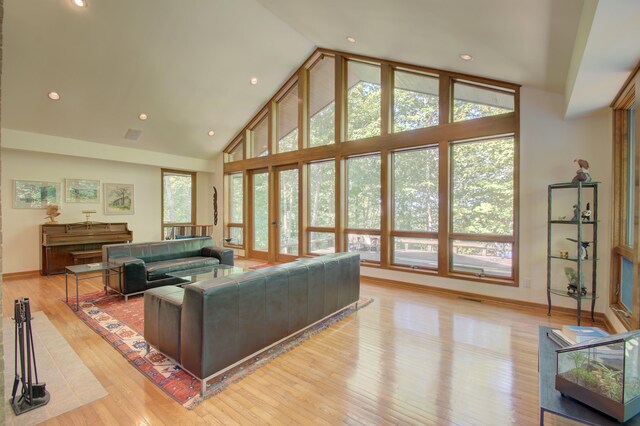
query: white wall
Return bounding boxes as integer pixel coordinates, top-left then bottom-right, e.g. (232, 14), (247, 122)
(361, 86), (613, 313)
(1, 148), (214, 274)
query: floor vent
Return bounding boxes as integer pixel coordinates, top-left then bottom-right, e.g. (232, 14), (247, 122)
(457, 296), (482, 303)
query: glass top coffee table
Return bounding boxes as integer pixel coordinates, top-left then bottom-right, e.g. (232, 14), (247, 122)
(167, 264), (245, 285)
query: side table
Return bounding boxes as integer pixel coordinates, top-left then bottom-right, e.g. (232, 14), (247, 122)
(65, 262), (122, 311)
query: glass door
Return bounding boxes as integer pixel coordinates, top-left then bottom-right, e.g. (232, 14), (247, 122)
(250, 169), (269, 260)
(276, 166), (299, 261)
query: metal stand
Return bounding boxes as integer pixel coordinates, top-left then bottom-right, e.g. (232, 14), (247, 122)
(10, 297), (50, 416)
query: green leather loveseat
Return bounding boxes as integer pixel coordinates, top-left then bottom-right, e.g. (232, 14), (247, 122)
(103, 237), (233, 299)
(143, 252), (360, 396)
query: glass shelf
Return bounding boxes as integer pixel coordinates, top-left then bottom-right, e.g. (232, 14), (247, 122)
(548, 181), (600, 189)
(549, 220), (597, 225)
(549, 287), (598, 300)
(549, 255), (598, 261)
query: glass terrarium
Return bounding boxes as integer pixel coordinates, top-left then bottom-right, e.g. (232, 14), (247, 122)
(556, 331), (640, 422)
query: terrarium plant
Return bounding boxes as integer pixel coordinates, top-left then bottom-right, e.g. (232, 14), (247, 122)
(556, 331), (640, 422)
(562, 352), (627, 401)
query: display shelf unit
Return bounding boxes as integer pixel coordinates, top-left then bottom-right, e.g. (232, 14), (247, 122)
(546, 181), (599, 325)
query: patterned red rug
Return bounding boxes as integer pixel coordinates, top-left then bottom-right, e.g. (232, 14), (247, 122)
(65, 291), (372, 409)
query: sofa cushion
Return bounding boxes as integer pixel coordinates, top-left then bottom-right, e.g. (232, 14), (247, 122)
(146, 256), (219, 280)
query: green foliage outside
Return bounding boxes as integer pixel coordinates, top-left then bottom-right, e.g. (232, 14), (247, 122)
(163, 174), (192, 223)
(309, 161), (335, 228)
(253, 173), (269, 251)
(279, 169), (299, 254)
(310, 103), (335, 147)
(278, 129), (298, 153)
(347, 82), (381, 141)
(347, 155), (381, 229)
(249, 76), (515, 256)
(452, 138), (514, 235)
(453, 100), (512, 122)
(393, 147), (439, 232)
(393, 88), (439, 132)
(229, 174), (243, 223)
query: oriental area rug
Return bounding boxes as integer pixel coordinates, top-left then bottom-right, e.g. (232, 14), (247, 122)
(64, 291), (372, 409)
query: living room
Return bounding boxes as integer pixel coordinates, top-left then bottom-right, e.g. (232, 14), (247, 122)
(1, 0), (640, 424)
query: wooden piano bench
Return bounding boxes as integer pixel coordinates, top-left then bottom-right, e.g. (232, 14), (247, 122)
(70, 250), (103, 265)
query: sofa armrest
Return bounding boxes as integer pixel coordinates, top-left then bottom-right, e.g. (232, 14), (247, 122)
(201, 246), (234, 266)
(109, 257), (147, 294)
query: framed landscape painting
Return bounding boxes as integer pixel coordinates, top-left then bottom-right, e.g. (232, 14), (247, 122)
(65, 179), (100, 203)
(13, 180), (61, 209)
(104, 183), (134, 214)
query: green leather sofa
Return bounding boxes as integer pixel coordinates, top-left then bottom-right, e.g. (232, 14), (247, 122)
(144, 252), (360, 396)
(103, 237), (233, 299)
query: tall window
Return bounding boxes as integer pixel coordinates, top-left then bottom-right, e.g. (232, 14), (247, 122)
(162, 169), (196, 236)
(611, 62), (638, 328)
(252, 171), (269, 252)
(222, 49), (519, 285)
(226, 173), (243, 245)
(392, 146), (439, 269)
(346, 154), (381, 262)
(308, 160), (335, 254)
(451, 136), (515, 278)
(347, 60), (381, 141)
(276, 83), (299, 153)
(309, 55), (335, 147)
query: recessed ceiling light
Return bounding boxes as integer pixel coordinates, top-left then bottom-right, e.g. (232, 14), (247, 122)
(138, 113), (148, 120)
(72, 0), (87, 7)
(250, 77), (258, 85)
(48, 91), (61, 101)
(459, 53), (474, 61)
(208, 130), (215, 136)
(346, 36), (357, 43)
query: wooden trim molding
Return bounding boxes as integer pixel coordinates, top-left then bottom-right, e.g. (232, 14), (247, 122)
(361, 275), (609, 328)
(3, 270), (41, 280)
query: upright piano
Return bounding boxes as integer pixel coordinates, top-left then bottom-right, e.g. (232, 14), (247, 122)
(41, 222), (133, 275)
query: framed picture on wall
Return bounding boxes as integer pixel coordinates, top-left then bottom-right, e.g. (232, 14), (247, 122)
(13, 180), (61, 209)
(104, 183), (134, 214)
(65, 179), (100, 203)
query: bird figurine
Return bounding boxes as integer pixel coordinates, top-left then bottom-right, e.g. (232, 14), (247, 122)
(566, 237), (591, 259)
(581, 202), (591, 221)
(571, 159), (592, 183)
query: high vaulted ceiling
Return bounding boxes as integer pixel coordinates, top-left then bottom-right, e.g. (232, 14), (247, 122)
(3, 0), (640, 162)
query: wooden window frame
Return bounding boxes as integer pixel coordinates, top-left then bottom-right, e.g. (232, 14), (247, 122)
(224, 172), (244, 249)
(222, 48), (520, 285)
(389, 145), (439, 272)
(305, 159), (336, 255)
(345, 153), (382, 265)
(161, 169), (197, 238)
(610, 62), (640, 329)
(224, 134), (245, 164)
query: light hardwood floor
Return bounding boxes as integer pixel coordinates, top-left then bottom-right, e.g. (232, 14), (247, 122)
(2, 264), (591, 425)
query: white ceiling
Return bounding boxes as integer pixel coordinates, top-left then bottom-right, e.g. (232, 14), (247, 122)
(2, 0), (639, 162)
